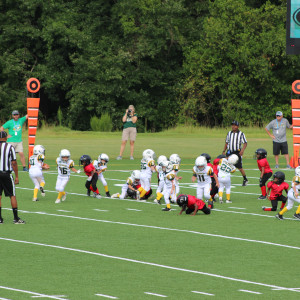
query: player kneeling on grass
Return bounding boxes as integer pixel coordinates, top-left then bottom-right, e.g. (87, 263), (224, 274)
(177, 194), (213, 216)
(111, 170), (141, 200)
(93, 153), (111, 197)
(263, 171), (288, 212)
(255, 148), (273, 200)
(192, 156), (219, 202)
(276, 175), (300, 220)
(55, 149), (80, 204)
(29, 145), (49, 201)
(217, 154), (237, 204)
(79, 155), (101, 199)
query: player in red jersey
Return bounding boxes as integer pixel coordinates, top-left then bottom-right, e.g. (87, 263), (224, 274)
(211, 154), (226, 201)
(263, 171), (288, 211)
(79, 155), (101, 199)
(177, 194), (213, 216)
(255, 148), (273, 200)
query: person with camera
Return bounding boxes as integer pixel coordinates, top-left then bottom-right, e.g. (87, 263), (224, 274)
(117, 105), (138, 160)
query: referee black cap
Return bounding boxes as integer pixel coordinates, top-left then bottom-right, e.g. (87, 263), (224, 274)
(0, 131), (8, 138)
(231, 120), (239, 126)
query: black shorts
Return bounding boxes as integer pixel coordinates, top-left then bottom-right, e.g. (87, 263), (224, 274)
(0, 172), (15, 197)
(273, 141), (288, 155)
(228, 151), (243, 169)
(260, 172), (273, 187)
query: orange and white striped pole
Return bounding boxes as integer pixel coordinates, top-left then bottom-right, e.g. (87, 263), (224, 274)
(26, 78), (40, 163)
(291, 80), (300, 168)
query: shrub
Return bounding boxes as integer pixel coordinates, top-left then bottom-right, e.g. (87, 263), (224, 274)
(90, 113), (113, 132)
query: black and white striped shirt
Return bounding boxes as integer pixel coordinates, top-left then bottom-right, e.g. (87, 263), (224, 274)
(225, 130), (247, 152)
(0, 142), (16, 172)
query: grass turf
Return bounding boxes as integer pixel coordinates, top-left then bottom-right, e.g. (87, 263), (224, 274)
(0, 127), (299, 299)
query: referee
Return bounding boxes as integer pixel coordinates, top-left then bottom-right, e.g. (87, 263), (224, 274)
(0, 131), (25, 224)
(222, 121), (248, 186)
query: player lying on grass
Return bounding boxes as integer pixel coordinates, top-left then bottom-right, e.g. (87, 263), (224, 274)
(29, 145), (49, 202)
(55, 149), (80, 204)
(177, 194), (213, 216)
(255, 148), (273, 200)
(276, 175), (300, 220)
(93, 153), (111, 197)
(263, 171), (288, 212)
(111, 170), (142, 200)
(80, 154), (101, 199)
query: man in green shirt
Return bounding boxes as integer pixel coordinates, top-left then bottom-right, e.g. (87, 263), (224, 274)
(1, 110), (28, 171)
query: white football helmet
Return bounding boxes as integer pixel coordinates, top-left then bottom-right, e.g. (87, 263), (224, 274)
(195, 156), (207, 171)
(131, 170), (141, 181)
(295, 166), (300, 176)
(227, 154), (239, 165)
(33, 145), (45, 155)
(60, 149), (71, 161)
(142, 149), (157, 160)
(169, 154), (181, 164)
(157, 155), (168, 166)
(161, 160), (173, 173)
(98, 153), (109, 164)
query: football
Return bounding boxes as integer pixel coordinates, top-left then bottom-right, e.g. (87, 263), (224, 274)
(43, 163), (50, 169)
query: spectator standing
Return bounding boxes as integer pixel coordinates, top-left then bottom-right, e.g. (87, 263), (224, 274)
(0, 131), (25, 224)
(0, 110), (28, 171)
(117, 105), (137, 160)
(222, 120), (248, 186)
(265, 111), (293, 169)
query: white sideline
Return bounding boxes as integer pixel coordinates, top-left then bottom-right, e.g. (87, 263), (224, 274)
(0, 237), (298, 293)
(0, 286), (68, 300)
(4, 208), (300, 250)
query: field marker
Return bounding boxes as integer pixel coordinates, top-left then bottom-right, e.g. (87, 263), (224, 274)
(191, 290), (214, 296)
(228, 207), (246, 210)
(126, 208), (142, 211)
(239, 289), (262, 294)
(94, 209), (109, 212)
(0, 237), (298, 293)
(144, 292), (167, 297)
(56, 210), (72, 213)
(0, 286), (68, 300)
(95, 293), (118, 299)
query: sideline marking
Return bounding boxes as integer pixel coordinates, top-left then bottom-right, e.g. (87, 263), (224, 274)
(0, 237), (298, 293)
(57, 210), (72, 213)
(0, 286), (68, 300)
(94, 209), (109, 212)
(144, 292), (167, 297)
(95, 293), (118, 299)
(126, 208), (142, 211)
(228, 207), (246, 210)
(192, 290), (214, 296)
(239, 289), (262, 295)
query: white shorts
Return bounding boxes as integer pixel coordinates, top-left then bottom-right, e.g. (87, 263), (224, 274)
(287, 189), (300, 210)
(196, 183), (211, 200)
(156, 179), (165, 194)
(56, 176), (70, 192)
(140, 173), (151, 192)
(120, 183), (128, 199)
(98, 172), (107, 186)
(218, 176), (231, 195)
(29, 168), (45, 189)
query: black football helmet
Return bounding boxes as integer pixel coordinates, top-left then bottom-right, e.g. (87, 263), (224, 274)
(201, 153), (211, 164)
(255, 148), (267, 159)
(177, 194), (188, 207)
(217, 154), (226, 159)
(79, 155), (92, 166)
(273, 171), (285, 184)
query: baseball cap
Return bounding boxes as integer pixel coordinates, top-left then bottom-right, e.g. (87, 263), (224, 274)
(0, 131), (7, 138)
(12, 110), (19, 115)
(276, 111), (283, 116)
(231, 120), (239, 126)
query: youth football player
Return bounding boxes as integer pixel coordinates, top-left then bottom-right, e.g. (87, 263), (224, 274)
(93, 153), (111, 197)
(177, 194), (213, 216)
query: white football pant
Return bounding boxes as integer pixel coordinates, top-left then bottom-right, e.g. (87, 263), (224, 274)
(196, 183), (211, 200)
(56, 176), (69, 192)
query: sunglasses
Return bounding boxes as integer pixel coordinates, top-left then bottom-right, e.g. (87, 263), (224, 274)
(276, 115), (281, 117)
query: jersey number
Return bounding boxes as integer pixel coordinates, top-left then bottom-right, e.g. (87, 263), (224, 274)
(59, 167), (68, 175)
(29, 158), (35, 166)
(198, 175), (205, 182)
(220, 163), (232, 173)
(141, 162), (147, 170)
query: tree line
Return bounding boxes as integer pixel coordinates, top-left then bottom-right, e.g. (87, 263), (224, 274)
(0, 0), (298, 131)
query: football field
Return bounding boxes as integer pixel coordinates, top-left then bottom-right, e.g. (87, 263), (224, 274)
(0, 129), (299, 299)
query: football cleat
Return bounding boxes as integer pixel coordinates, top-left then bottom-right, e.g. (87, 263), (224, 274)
(293, 213), (300, 219)
(275, 213), (284, 220)
(106, 192), (111, 197)
(262, 206), (266, 211)
(55, 199), (61, 204)
(154, 199), (161, 205)
(242, 179), (248, 186)
(111, 193), (120, 198)
(13, 218), (26, 224)
(40, 187), (45, 196)
(226, 200), (232, 204)
(258, 195), (267, 200)
(95, 194), (102, 199)
(219, 198), (223, 204)
(32, 198), (39, 202)
(162, 207), (171, 211)
(62, 193), (67, 201)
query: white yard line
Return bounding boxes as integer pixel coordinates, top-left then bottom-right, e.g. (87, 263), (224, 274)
(144, 292), (167, 297)
(0, 237), (298, 293)
(191, 290), (214, 296)
(0, 286), (68, 300)
(126, 208), (142, 211)
(239, 289), (262, 295)
(95, 293), (118, 299)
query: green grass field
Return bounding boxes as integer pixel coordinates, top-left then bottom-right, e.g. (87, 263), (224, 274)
(0, 127), (299, 299)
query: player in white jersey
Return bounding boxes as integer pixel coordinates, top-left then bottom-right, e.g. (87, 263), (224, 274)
(139, 151), (156, 199)
(161, 161), (175, 211)
(192, 156), (219, 201)
(93, 153), (111, 197)
(154, 155), (168, 204)
(169, 154), (182, 203)
(55, 149), (80, 203)
(29, 145), (49, 201)
(111, 170), (141, 200)
(217, 154), (237, 204)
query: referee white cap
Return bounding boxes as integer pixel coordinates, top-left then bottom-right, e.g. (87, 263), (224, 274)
(12, 110), (19, 115)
